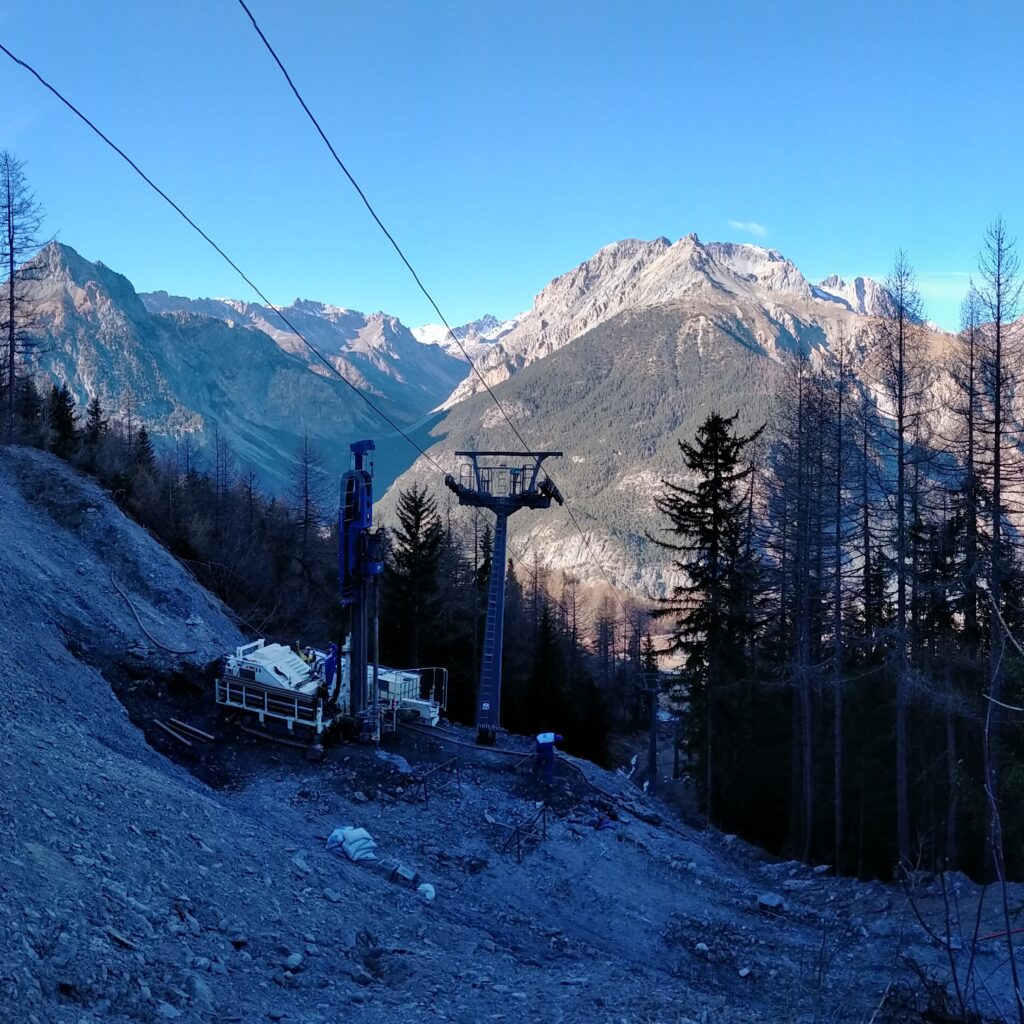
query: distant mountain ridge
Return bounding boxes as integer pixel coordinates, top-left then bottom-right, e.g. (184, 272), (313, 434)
(141, 290), (466, 409)
(441, 234), (893, 408)
(20, 243), (454, 493)
(21, 234), (935, 599)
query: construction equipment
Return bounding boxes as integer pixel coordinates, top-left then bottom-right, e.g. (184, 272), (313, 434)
(215, 439), (446, 756)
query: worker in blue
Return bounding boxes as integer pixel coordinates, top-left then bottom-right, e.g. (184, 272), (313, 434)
(533, 730), (564, 786)
(322, 642), (339, 700)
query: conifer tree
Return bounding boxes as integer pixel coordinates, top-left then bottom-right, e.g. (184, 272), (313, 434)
(287, 434), (330, 572)
(133, 425), (156, 472)
(383, 484), (444, 667)
(872, 250), (930, 865)
(652, 410), (763, 817)
(84, 395), (108, 445)
(14, 376), (42, 443)
(47, 383), (77, 456)
(0, 151), (44, 444)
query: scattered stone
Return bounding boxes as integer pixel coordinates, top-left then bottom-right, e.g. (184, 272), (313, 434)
(107, 927), (138, 950)
(758, 892), (786, 912)
(285, 953), (304, 971)
(695, 942), (709, 955)
(187, 972), (214, 1008)
(324, 889), (343, 903)
(739, 967), (751, 978)
(155, 1002), (181, 1020)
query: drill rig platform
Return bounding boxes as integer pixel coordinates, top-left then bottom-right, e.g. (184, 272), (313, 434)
(215, 639), (445, 741)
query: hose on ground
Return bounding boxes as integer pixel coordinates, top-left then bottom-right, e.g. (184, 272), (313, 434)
(110, 570), (198, 656)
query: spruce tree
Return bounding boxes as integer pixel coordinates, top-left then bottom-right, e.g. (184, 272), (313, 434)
(47, 383), (77, 457)
(652, 410), (763, 818)
(383, 484), (444, 667)
(133, 425), (156, 472)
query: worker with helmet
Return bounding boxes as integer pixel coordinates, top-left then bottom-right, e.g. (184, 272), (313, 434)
(533, 730), (563, 786)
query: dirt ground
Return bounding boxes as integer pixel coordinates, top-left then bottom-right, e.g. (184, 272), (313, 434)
(3, 446), (1023, 1024)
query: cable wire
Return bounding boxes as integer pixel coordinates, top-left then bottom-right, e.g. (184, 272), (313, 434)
(235, 0), (643, 637)
(0, 40), (446, 478)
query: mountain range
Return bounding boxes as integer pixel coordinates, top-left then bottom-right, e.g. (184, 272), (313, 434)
(19, 235), (944, 597)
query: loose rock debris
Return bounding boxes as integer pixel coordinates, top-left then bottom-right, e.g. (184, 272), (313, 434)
(4, 448), (1024, 1023)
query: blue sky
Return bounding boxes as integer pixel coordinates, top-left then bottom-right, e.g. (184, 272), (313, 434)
(1, 0), (1021, 332)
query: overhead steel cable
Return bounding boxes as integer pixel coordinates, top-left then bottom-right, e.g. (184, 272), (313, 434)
(235, 0), (536, 455)
(0, 41), (446, 477)
(0, 39), (568, 614)
(235, 1), (644, 638)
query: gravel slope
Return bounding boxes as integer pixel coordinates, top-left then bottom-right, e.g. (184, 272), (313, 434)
(2, 447), (1021, 1024)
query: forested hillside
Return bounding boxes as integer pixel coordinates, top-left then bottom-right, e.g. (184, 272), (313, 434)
(653, 230), (1024, 880)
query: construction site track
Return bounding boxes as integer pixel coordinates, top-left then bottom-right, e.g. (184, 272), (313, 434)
(399, 721), (531, 762)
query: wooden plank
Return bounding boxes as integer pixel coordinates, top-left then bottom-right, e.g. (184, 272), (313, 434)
(169, 718), (215, 742)
(153, 719), (193, 747)
(238, 722), (310, 750)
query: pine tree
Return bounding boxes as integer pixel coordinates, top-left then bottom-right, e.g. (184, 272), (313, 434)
(383, 484), (444, 667)
(47, 383), (78, 457)
(133, 425), (156, 472)
(651, 410), (763, 817)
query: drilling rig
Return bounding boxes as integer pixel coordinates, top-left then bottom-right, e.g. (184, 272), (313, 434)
(215, 440), (446, 756)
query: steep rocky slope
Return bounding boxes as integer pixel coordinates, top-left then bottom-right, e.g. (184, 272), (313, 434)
(3, 447), (1020, 1023)
(21, 244), (455, 493)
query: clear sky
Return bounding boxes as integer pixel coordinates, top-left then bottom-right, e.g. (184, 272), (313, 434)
(2, 1), (1021, 332)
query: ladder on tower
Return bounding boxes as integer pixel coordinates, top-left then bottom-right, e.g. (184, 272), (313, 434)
(477, 512), (508, 741)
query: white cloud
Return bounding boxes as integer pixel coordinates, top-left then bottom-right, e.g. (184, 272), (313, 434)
(727, 219), (767, 239)
(915, 270), (973, 303)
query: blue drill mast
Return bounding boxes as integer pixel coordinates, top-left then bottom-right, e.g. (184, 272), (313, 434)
(445, 451), (563, 744)
(339, 439), (384, 736)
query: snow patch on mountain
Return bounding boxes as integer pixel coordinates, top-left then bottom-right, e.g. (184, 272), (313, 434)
(412, 313), (520, 362)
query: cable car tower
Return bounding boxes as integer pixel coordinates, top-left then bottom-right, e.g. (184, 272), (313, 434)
(445, 450), (563, 744)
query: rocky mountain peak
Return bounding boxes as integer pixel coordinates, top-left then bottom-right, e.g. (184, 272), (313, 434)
(440, 234), (887, 409)
(816, 274), (891, 317)
(26, 240), (149, 325)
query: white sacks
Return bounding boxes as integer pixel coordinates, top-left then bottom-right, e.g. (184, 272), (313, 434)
(326, 826), (378, 862)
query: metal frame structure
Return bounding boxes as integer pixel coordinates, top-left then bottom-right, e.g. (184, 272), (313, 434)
(445, 450), (562, 744)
